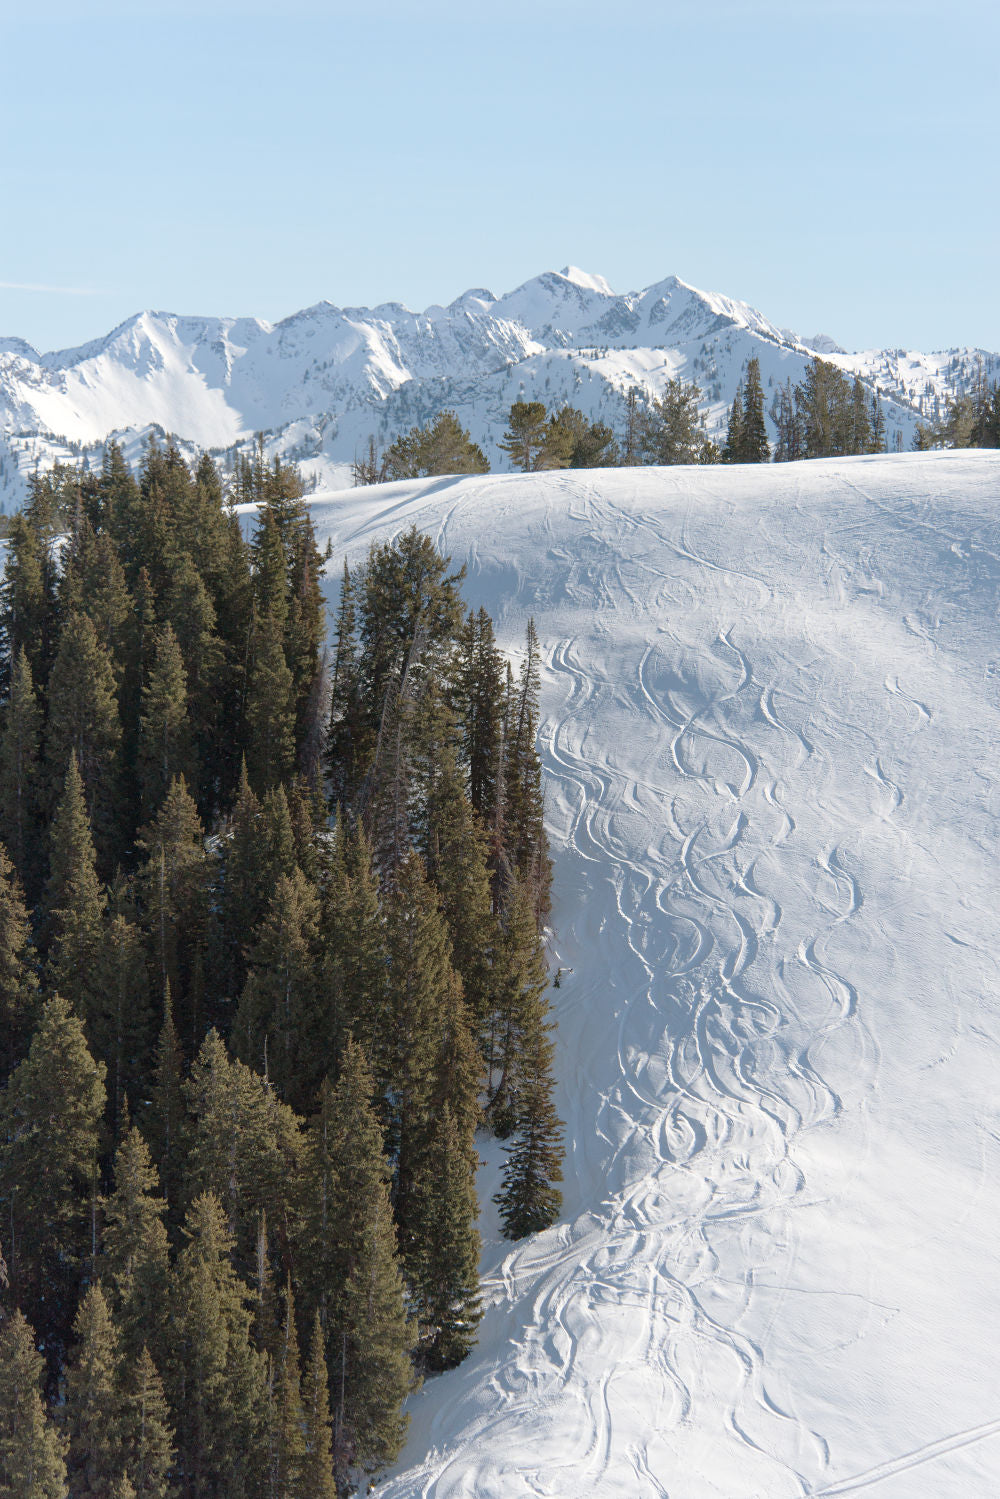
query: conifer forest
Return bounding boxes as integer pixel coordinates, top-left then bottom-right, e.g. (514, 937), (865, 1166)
(0, 439), (562, 1498)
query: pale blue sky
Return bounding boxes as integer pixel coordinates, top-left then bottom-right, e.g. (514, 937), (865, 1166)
(2, 0), (997, 354)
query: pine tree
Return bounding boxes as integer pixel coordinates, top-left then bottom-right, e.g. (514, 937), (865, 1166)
(383, 852), (464, 1239)
(299, 1043), (414, 1493)
(98, 905), (152, 1131)
(0, 841), (40, 1071)
(723, 384), (744, 463)
(245, 614), (295, 794)
(241, 867), (322, 1109)
(65, 1284), (125, 1499)
(0, 647), (43, 893)
(166, 1192), (268, 1499)
(498, 400), (549, 472)
(318, 822), (389, 1087)
(300, 1313), (337, 1499)
(137, 622), (194, 821)
(493, 880), (563, 1239)
(0, 512), (52, 689)
(182, 1031), (304, 1285)
(272, 1278), (305, 1499)
(147, 988), (184, 1215)
(102, 1125), (170, 1364)
(44, 610), (122, 859)
(137, 776), (212, 1048)
(638, 378), (711, 465)
(740, 357), (770, 463)
(407, 1102), (482, 1370)
(0, 994), (106, 1363)
(504, 619), (551, 921)
(120, 1347), (174, 1499)
(0, 1310), (68, 1499)
(45, 753), (107, 1024)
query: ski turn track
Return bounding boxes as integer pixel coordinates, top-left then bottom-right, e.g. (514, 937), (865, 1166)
(308, 454), (1000, 1499)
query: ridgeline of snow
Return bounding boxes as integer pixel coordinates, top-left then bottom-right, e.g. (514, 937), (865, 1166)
(308, 452), (1000, 1499)
(2, 269), (999, 506)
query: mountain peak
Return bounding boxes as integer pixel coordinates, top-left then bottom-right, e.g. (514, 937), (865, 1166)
(560, 266), (614, 295)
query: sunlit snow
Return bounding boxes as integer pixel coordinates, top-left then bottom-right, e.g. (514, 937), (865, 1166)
(307, 452), (1000, 1499)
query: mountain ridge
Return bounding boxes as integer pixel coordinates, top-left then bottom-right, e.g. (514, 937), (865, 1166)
(2, 268), (998, 505)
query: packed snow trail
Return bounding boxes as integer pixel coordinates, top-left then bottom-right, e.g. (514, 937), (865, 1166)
(305, 453), (1000, 1499)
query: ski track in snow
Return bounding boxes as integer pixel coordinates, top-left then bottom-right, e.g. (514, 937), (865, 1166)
(307, 454), (1000, 1499)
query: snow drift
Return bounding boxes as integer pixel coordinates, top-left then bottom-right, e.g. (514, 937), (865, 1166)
(307, 452), (1000, 1498)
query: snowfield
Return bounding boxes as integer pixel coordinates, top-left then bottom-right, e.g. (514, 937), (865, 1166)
(308, 453), (1000, 1499)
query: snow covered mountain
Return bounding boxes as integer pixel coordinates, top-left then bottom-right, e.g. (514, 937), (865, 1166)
(307, 452), (1000, 1498)
(2, 267), (998, 506)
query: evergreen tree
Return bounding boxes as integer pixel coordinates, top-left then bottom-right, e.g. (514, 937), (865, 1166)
(0, 994), (106, 1363)
(182, 1031), (303, 1285)
(65, 1284), (125, 1499)
(639, 378), (712, 465)
(98, 902), (152, 1131)
(740, 357), (770, 462)
(147, 988), (184, 1215)
(722, 383), (744, 463)
(44, 610), (122, 858)
(299, 1044), (414, 1492)
(0, 842), (40, 1071)
(0, 512), (52, 689)
(245, 615), (295, 795)
(0, 1310), (67, 1499)
(138, 623), (194, 821)
(383, 410), (490, 480)
(137, 777), (212, 1048)
(102, 1125), (170, 1364)
(498, 400), (549, 472)
(167, 1192), (268, 1499)
(271, 1278), (305, 1499)
(504, 619), (551, 921)
(45, 753), (107, 1022)
(240, 868), (322, 1109)
(0, 648), (43, 893)
(120, 1347), (174, 1499)
(300, 1313), (337, 1499)
(407, 1102), (482, 1370)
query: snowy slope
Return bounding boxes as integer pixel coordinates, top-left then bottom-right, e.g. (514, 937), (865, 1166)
(306, 452), (1000, 1499)
(2, 268), (998, 507)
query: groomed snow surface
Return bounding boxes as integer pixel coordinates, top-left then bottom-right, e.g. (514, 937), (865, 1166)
(309, 453), (1000, 1499)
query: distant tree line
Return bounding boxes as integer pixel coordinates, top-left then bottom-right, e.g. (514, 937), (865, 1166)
(0, 439), (562, 1496)
(914, 368), (1000, 450)
(352, 355), (894, 484)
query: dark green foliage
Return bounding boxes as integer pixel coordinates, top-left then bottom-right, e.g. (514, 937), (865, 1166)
(65, 1283), (125, 1499)
(0, 842), (40, 1071)
(638, 378), (715, 465)
(0, 1310), (68, 1498)
(0, 648), (43, 893)
(166, 1191), (268, 1499)
(383, 410), (490, 479)
(138, 623), (194, 821)
(102, 1125), (170, 1364)
(45, 611), (122, 858)
(407, 1102), (482, 1369)
(299, 1044), (414, 1491)
(137, 777), (212, 1049)
(45, 753), (106, 1028)
(794, 358), (879, 458)
(0, 994), (106, 1363)
(0, 438), (560, 1494)
(546, 405), (619, 468)
(498, 400), (550, 472)
(300, 1314), (337, 1499)
(120, 1347), (174, 1499)
(182, 1030), (303, 1285)
(239, 867), (322, 1109)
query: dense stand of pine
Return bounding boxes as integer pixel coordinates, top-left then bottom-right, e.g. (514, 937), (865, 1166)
(0, 437), (562, 1498)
